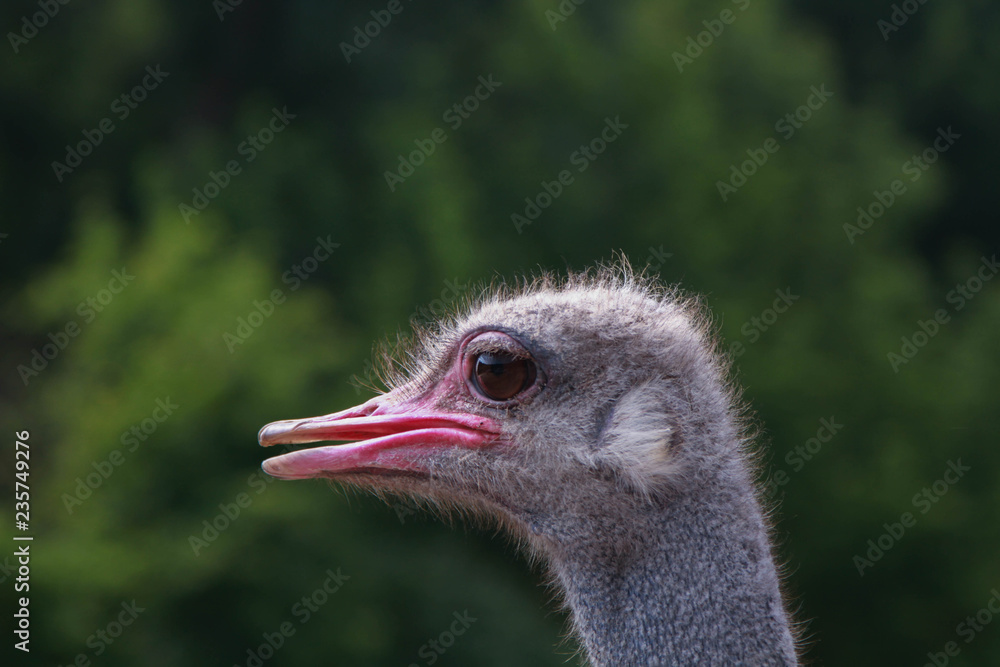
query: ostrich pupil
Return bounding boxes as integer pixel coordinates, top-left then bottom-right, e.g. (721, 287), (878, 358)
(474, 352), (535, 400)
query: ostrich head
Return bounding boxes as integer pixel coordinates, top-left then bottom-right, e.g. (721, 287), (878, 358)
(259, 265), (798, 666)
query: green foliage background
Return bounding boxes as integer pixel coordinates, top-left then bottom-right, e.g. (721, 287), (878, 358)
(1, 1), (998, 665)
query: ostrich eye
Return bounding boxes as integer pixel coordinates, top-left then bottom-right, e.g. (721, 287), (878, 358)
(471, 351), (537, 401)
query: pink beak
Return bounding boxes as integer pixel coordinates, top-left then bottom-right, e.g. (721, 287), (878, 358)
(258, 392), (503, 480)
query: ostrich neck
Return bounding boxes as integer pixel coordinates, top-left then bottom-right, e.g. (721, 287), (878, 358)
(544, 485), (798, 666)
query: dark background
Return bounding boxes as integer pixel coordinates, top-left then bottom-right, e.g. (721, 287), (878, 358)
(1, 1), (998, 665)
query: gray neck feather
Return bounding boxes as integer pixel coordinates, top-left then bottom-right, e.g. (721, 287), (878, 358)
(540, 484), (798, 666)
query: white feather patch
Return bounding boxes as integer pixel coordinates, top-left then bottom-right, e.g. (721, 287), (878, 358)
(598, 381), (681, 492)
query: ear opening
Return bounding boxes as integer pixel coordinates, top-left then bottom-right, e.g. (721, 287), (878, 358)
(595, 380), (685, 495)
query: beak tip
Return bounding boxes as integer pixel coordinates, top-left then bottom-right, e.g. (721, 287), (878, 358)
(261, 457), (293, 479)
(258, 421), (284, 447)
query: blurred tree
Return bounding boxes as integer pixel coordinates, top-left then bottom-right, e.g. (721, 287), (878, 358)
(1, 0), (997, 665)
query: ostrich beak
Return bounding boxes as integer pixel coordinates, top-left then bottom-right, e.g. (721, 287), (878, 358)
(258, 393), (503, 480)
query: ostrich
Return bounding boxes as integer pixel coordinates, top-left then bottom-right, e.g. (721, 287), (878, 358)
(258, 264), (800, 666)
